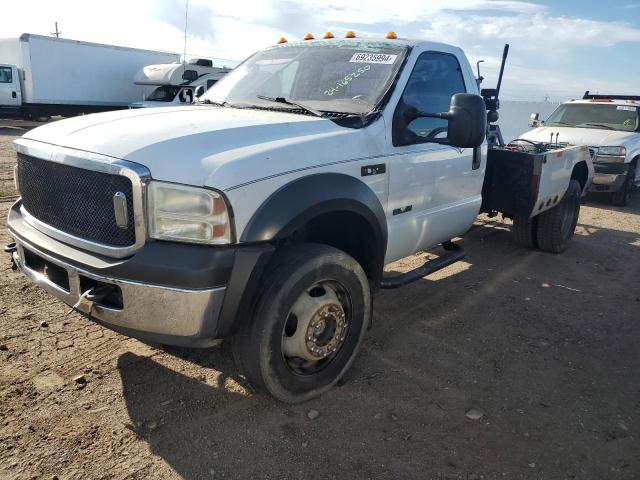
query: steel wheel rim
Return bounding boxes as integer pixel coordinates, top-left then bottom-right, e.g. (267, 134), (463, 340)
(281, 280), (352, 376)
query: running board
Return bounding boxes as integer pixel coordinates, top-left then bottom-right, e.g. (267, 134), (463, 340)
(380, 241), (465, 289)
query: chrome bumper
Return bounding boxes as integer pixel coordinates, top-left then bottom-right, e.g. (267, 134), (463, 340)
(10, 235), (226, 344)
(591, 173), (625, 185)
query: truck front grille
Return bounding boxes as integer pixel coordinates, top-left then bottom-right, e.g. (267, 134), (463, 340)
(17, 153), (136, 247)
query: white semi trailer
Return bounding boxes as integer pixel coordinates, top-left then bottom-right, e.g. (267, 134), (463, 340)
(0, 34), (180, 119)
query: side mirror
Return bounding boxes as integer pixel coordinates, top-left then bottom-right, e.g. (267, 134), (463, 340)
(529, 112), (540, 128)
(446, 94), (487, 147)
(403, 93), (487, 148)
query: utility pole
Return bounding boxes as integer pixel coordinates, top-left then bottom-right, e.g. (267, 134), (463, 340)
(183, 0), (189, 63)
(51, 22), (62, 38)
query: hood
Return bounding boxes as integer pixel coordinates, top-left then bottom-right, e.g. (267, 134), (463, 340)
(20, 106), (371, 190)
(519, 126), (636, 147)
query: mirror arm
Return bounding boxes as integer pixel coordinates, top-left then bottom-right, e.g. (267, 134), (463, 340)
(415, 111), (452, 120)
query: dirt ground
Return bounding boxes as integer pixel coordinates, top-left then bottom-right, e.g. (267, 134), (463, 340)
(0, 126), (639, 480)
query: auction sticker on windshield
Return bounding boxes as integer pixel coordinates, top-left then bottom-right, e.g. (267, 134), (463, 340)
(349, 52), (398, 64)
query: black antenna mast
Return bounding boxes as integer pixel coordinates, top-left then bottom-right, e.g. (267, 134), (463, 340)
(481, 43), (509, 123)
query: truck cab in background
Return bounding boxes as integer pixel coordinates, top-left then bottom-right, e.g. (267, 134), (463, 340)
(0, 64), (21, 108)
(522, 92), (640, 206)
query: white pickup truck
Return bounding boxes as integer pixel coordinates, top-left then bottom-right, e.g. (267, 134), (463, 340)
(6, 36), (592, 402)
(523, 92), (640, 206)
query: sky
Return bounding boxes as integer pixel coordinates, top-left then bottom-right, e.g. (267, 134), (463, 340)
(2, 0), (639, 101)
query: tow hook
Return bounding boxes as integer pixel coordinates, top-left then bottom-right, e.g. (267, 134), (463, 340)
(4, 243), (18, 271)
(68, 285), (116, 316)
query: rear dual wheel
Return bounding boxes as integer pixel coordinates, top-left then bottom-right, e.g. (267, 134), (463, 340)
(511, 179), (582, 253)
(536, 180), (581, 253)
(232, 244), (371, 403)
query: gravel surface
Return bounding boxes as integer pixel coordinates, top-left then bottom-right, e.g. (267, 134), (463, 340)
(1, 126), (639, 479)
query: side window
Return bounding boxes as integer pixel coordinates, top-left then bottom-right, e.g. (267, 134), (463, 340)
(398, 52), (466, 142)
(0, 67), (12, 83)
(206, 79), (218, 90)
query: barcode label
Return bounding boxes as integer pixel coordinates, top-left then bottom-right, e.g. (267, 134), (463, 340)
(349, 52), (398, 64)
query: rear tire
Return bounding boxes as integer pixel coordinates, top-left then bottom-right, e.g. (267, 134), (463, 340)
(512, 214), (538, 249)
(611, 164), (636, 207)
(231, 243), (371, 403)
(536, 180), (581, 253)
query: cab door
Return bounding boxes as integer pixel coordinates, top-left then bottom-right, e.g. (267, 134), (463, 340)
(384, 51), (484, 262)
(0, 65), (20, 107)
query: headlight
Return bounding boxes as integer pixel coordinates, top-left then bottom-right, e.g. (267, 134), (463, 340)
(147, 181), (232, 244)
(597, 146), (626, 156)
(594, 146), (626, 163)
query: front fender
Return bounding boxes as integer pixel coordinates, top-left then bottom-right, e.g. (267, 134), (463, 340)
(241, 173), (387, 248)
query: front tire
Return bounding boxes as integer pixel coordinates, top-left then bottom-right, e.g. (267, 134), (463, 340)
(536, 179), (582, 253)
(611, 163), (636, 207)
(232, 243), (371, 403)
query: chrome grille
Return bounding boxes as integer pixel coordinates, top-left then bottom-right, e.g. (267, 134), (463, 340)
(17, 153), (136, 247)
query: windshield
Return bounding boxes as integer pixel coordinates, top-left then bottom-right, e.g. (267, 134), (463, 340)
(146, 86), (181, 102)
(200, 41), (408, 115)
(546, 103), (639, 132)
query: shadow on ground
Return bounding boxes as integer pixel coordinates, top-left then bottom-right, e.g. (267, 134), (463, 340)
(118, 200), (640, 479)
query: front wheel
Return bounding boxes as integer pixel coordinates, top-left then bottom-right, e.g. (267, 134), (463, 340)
(611, 164), (636, 206)
(536, 179), (582, 253)
(231, 243), (371, 403)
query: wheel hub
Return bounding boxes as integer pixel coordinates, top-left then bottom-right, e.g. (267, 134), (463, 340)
(283, 284), (347, 362)
(305, 304), (346, 359)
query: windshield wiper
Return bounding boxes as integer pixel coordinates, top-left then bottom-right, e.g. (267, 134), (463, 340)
(199, 99), (230, 107)
(581, 123), (614, 130)
(256, 95), (326, 118)
(546, 121), (572, 126)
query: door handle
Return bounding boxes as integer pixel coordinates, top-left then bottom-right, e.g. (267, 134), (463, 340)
(12, 91), (16, 98)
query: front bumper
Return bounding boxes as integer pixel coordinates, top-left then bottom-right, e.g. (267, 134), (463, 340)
(7, 201), (274, 347)
(10, 237), (226, 347)
(587, 163), (630, 193)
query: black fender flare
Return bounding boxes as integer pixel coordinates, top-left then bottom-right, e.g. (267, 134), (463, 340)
(242, 173), (387, 248)
(242, 173), (387, 277)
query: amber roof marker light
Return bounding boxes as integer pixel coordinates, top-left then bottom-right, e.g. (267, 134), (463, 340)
(277, 37), (288, 44)
(303, 33), (315, 40)
(344, 30), (356, 38)
(323, 31), (335, 39)
(386, 31), (398, 39)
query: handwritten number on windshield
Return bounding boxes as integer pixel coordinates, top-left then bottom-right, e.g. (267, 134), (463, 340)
(324, 65), (371, 96)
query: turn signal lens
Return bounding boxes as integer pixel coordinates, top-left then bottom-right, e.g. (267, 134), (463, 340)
(344, 30), (356, 38)
(303, 33), (314, 40)
(386, 31), (398, 39)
